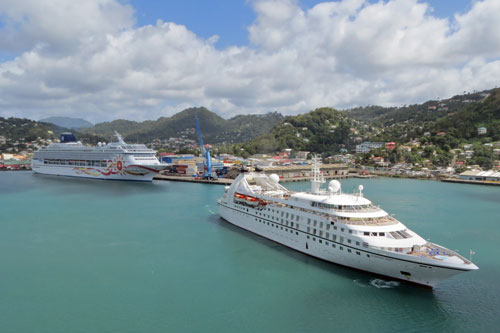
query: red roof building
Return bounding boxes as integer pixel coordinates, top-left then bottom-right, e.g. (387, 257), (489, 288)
(385, 142), (397, 150)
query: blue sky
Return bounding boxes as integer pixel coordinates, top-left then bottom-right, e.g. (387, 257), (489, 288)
(129, 0), (474, 49)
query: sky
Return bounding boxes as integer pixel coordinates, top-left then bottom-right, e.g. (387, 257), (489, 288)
(0, 0), (498, 123)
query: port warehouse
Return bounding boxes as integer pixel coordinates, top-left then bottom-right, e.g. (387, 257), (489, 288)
(158, 154), (228, 176)
(459, 170), (500, 181)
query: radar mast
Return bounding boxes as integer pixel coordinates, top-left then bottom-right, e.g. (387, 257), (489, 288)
(311, 155), (325, 194)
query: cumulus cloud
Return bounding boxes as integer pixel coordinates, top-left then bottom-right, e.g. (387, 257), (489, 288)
(0, 0), (499, 122)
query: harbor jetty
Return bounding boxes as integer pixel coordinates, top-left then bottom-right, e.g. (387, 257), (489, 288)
(441, 178), (500, 186)
(154, 164), (351, 185)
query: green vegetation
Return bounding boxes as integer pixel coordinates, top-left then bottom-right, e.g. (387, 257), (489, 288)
(2, 88), (499, 170)
(225, 107), (356, 157)
(83, 107), (283, 144)
(0, 117), (60, 142)
(233, 88), (499, 169)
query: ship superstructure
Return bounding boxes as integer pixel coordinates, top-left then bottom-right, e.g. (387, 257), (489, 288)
(218, 158), (478, 287)
(32, 132), (167, 181)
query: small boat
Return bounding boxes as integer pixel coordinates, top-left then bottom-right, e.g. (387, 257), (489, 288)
(245, 196), (260, 206)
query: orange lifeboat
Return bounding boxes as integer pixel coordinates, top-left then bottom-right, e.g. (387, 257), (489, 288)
(245, 196), (260, 206)
(234, 193), (246, 203)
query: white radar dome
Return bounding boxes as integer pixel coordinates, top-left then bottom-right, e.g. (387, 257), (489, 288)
(358, 185), (364, 191)
(328, 180), (341, 193)
(269, 174), (280, 183)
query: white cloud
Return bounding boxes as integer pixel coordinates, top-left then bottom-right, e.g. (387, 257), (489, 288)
(0, 0), (499, 122)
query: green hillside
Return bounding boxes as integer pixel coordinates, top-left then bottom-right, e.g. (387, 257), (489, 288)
(0, 117), (62, 142)
(344, 90), (489, 126)
(433, 89), (500, 140)
(228, 89), (500, 163)
(230, 107), (357, 157)
(83, 107), (283, 144)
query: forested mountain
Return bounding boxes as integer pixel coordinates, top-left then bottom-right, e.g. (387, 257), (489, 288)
(344, 89), (491, 126)
(83, 107), (283, 144)
(433, 89), (500, 141)
(0, 117), (62, 142)
(2, 87), (499, 166)
(228, 107), (359, 157)
(228, 88), (500, 161)
(40, 116), (93, 129)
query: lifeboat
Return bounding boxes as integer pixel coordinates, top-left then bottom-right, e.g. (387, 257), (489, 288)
(245, 196), (260, 206)
(234, 193), (246, 203)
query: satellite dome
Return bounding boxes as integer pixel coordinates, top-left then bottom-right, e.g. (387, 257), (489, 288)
(269, 174), (280, 183)
(328, 180), (341, 193)
(358, 185), (364, 191)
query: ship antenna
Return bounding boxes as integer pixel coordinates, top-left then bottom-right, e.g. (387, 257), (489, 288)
(311, 154), (325, 194)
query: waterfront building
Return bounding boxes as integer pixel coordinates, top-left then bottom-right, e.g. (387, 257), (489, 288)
(459, 170), (500, 181)
(356, 142), (384, 154)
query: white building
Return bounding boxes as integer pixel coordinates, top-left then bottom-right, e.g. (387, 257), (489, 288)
(478, 127), (487, 135)
(356, 142), (384, 154)
(295, 151), (309, 159)
(460, 170), (500, 181)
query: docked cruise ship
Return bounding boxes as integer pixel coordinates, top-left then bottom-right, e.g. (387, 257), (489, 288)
(218, 158), (478, 287)
(32, 132), (167, 181)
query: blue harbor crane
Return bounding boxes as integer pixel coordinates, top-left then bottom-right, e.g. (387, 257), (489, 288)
(195, 116), (216, 179)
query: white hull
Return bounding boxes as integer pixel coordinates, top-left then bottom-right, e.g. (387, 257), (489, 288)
(32, 161), (157, 181)
(218, 201), (467, 287)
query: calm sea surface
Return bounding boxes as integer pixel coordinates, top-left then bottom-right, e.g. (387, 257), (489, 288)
(1, 172), (499, 332)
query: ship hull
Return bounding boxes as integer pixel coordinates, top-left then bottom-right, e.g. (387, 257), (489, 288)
(218, 201), (466, 288)
(31, 161), (159, 181)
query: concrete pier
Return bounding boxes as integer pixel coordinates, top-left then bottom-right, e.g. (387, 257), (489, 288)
(153, 174), (353, 185)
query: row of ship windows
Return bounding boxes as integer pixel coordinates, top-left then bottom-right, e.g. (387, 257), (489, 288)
(134, 157), (157, 160)
(239, 203), (409, 242)
(271, 205), (388, 224)
(254, 218), (300, 236)
(234, 205), (374, 254)
(252, 205), (366, 237)
(306, 232), (365, 248)
(310, 202), (373, 211)
(253, 216), (369, 257)
(262, 206), (410, 240)
(43, 159), (108, 167)
(250, 208), (365, 248)
(307, 236), (369, 257)
(233, 204), (411, 255)
(264, 207), (357, 234)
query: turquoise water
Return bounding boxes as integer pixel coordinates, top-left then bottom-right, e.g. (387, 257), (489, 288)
(0, 172), (499, 332)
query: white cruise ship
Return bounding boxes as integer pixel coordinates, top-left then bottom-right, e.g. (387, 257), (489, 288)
(31, 132), (167, 181)
(218, 158), (478, 287)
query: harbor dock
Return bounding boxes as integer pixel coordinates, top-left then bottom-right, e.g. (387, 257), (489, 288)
(154, 173), (352, 185)
(441, 178), (500, 186)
